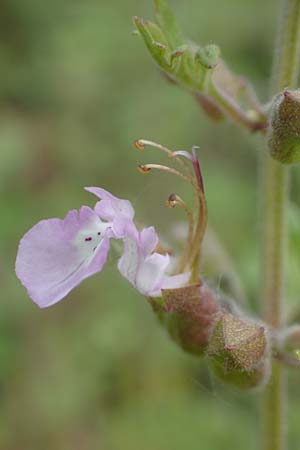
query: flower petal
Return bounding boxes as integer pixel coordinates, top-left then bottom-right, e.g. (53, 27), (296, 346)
(117, 236), (140, 286)
(85, 187), (135, 238)
(160, 272), (191, 292)
(140, 226), (159, 256)
(16, 206), (111, 308)
(85, 187), (134, 221)
(135, 252), (170, 296)
(118, 227), (188, 298)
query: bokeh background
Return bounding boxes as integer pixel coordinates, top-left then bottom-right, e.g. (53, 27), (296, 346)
(1, 0), (300, 449)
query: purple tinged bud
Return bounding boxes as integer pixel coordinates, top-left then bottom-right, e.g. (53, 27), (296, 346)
(207, 313), (271, 389)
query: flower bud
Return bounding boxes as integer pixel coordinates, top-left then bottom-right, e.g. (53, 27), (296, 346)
(267, 90), (300, 164)
(196, 44), (220, 70)
(150, 282), (222, 356)
(207, 313), (270, 389)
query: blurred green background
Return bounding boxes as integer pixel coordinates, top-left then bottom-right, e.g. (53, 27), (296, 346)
(1, 0), (300, 449)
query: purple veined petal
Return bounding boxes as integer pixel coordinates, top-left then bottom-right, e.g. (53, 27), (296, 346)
(16, 206), (112, 308)
(117, 236), (140, 286)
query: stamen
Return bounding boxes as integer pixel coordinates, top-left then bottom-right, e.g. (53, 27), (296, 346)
(188, 187), (208, 282)
(167, 193), (178, 208)
(135, 139), (174, 157)
(138, 164), (152, 174)
(172, 148), (204, 192)
(137, 163), (194, 184)
(135, 139), (208, 281)
(191, 146), (205, 194)
(134, 139), (193, 176)
(167, 194), (195, 274)
(172, 150), (194, 161)
(134, 140), (145, 150)
(167, 194), (193, 218)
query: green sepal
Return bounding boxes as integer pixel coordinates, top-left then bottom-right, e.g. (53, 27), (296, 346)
(209, 358), (269, 390)
(207, 313), (271, 389)
(149, 283), (221, 356)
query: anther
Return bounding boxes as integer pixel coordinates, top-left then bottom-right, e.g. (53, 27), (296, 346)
(167, 193), (178, 208)
(138, 164), (151, 173)
(134, 139), (145, 150)
(133, 139), (194, 177)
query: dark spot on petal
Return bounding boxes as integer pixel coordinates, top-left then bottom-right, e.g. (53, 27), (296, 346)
(93, 246), (97, 251)
(85, 237), (92, 242)
(97, 232), (101, 235)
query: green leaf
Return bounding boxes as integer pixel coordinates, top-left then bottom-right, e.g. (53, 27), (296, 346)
(154, 0), (184, 49)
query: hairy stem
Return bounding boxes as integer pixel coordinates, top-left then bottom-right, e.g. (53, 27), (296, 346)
(262, 1), (300, 450)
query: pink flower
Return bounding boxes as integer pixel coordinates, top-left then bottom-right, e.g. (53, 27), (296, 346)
(15, 188), (135, 308)
(16, 187), (189, 308)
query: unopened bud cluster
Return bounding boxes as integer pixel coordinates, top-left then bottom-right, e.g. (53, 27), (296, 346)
(150, 281), (271, 390)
